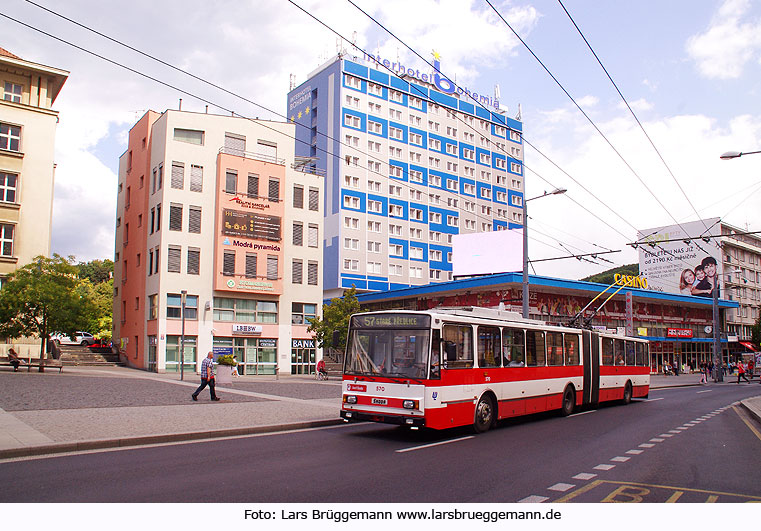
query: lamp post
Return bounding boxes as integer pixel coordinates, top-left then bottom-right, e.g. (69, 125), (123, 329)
(522, 187), (567, 318)
(716, 148), (761, 379)
(180, 290), (187, 381)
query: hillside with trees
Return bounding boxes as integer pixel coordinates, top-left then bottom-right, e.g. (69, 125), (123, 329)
(581, 264), (639, 285)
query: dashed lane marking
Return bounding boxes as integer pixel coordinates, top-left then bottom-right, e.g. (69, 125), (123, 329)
(395, 435), (474, 454)
(518, 495), (548, 503)
(568, 410), (595, 417)
(626, 449), (644, 455)
(548, 483), (575, 492)
(639, 443), (655, 448)
(649, 438), (664, 442)
(611, 456), (630, 463)
(696, 390), (712, 394)
(572, 473), (597, 481)
(594, 464), (615, 471)
(659, 433), (674, 438)
(643, 398), (664, 402)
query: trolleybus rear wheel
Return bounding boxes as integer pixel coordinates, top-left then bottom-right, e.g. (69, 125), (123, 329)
(474, 395), (495, 433)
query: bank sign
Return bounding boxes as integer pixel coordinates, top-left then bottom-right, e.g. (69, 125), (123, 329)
(363, 51), (500, 111)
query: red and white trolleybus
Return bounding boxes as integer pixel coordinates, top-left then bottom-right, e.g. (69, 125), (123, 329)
(340, 307), (650, 432)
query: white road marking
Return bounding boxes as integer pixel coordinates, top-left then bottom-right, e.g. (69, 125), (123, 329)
(644, 398), (664, 402)
(548, 483), (575, 492)
(659, 433), (674, 438)
(611, 456), (630, 462)
(626, 449), (644, 455)
(518, 495), (548, 503)
(696, 390), (712, 394)
(650, 438), (665, 442)
(395, 435), (474, 453)
(568, 410), (595, 417)
(572, 473), (597, 480)
(594, 464), (615, 471)
(669, 430), (682, 434)
(639, 443), (656, 448)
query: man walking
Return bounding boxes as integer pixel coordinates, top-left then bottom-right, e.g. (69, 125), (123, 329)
(192, 351), (220, 401)
(737, 360), (751, 384)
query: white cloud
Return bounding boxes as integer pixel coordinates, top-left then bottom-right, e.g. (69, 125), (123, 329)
(620, 98), (653, 112)
(576, 95), (599, 108)
(686, 0), (761, 79)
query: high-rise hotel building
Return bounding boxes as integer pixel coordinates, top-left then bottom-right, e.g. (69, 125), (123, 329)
(288, 53), (525, 298)
(113, 110), (323, 374)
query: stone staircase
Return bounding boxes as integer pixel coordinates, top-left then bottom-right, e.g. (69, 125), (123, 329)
(59, 345), (125, 367)
(322, 348), (344, 378)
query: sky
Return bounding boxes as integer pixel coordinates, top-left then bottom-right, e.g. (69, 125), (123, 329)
(1, 0), (760, 280)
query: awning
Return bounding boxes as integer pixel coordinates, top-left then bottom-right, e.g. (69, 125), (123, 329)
(739, 341), (759, 352)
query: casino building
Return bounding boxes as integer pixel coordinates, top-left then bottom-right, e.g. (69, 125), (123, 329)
(287, 52), (525, 299)
(353, 272), (740, 374)
(113, 110), (323, 374)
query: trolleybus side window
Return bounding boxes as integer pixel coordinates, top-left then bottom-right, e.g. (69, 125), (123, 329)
(625, 341), (636, 366)
(503, 328), (525, 366)
(564, 333), (580, 365)
(614, 339), (625, 365)
(430, 329), (441, 379)
(442, 324), (473, 369)
(477, 326), (501, 368)
(602, 337), (614, 365)
(526, 330), (546, 366)
(635, 341), (646, 367)
(546, 332), (563, 366)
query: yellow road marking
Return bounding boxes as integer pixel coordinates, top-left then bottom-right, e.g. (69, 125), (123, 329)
(555, 479), (761, 503)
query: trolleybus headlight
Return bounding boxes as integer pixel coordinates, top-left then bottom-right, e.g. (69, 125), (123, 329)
(344, 395), (357, 404)
(402, 400), (418, 409)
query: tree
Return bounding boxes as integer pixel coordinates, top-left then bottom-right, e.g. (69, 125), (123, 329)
(582, 264), (639, 285)
(307, 286), (364, 351)
(752, 314), (761, 347)
(0, 255), (94, 367)
(76, 277), (113, 340)
(76, 259), (113, 284)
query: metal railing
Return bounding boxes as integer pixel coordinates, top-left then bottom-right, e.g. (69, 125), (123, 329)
(219, 147), (285, 165)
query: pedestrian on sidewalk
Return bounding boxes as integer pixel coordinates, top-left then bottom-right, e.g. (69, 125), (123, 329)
(699, 363), (707, 384)
(7, 348), (24, 372)
(231, 355), (240, 377)
(192, 351), (220, 401)
(737, 360), (750, 384)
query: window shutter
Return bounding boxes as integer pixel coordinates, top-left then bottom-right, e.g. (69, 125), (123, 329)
(268, 178), (279, 202)
(225, 171), (237, 194)
(266, 255), (278, 280)
(245, 253), (257, 278)
(187, 249), (200, 275)
(308, 188), (319, 211)
(190, 165), (203, 192)
(188, 207), (201, 234)
(293, 222), (303, 246)
(292, 259), (303, 284)
(247, 174), (259, 198)
(171, 162), (184, 189)
(167, 247), (181, 273)
(224, 133), (245, 156)
(307, 261), (318, 285)
(223, 251), (235, 276)
(169, 205), (183, 231)
(293, 186), (304, 208)
(308, 224), (318, 248)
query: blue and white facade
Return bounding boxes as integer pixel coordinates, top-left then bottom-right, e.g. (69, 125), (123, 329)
(288, 54), (525, 298)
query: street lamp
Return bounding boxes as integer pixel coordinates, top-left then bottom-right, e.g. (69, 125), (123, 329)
(715, 149), (761, 379)
(522, 187), (567, 318)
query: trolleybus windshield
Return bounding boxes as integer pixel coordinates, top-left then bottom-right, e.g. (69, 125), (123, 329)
(346, 314), (431, 379)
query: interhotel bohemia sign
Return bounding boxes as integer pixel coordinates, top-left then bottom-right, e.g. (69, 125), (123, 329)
(222, 209), (281, 241)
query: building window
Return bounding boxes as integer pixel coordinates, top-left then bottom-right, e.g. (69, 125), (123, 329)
(307, 261), (318, 285)
(3, 82), (22, 103)
(308, 224), (319, 248)
(174, 128), (204, 145)
(0, 224), (13, 256)
(171, 162), (184, 189)
(167, 294), (198, 319)
(245, 253), (257, 279)
(148, 294), (157, 320)
(167, 246), (181, 273)
(292, 259), (303, 284)
(0, 172), (17, 203)
(308, 188), (319, 211)
(223, 250), (235, 276)
(213, 298), (278, 323)
(247, 174), (259, 198)
(225, 170), (237, 194)
(293, 185), (304, 208)
(266, 255), (278, 280)
(0, 123), (20, 152)
(169, 204), (183, 231)
(187, 248), (200, 275)
(292, 303), (317, 325)
(268, 177), (280, 202)
(344, 259), (359, 271)
(190, 165), (203, 192)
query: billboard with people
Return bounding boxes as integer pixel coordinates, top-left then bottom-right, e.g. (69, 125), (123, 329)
(637, 218), (722, 297)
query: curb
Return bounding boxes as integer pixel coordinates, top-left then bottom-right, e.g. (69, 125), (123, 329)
(0, 418), (344, 460)
(739, 399), (761, 425)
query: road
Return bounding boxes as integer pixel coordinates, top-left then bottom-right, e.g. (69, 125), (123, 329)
(1, 383), (760, 503)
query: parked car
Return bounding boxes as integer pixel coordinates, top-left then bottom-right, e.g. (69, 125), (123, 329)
(51, 331), (95, 346)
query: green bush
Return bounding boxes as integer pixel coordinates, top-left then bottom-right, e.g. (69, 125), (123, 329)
(216, 354), (237, 366)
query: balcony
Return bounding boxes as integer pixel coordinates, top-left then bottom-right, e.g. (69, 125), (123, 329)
(219, 147), (285, 165)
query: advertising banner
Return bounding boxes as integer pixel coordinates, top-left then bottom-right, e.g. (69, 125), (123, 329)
(222, 209), (281, 241)
(638, 218), (722, 297)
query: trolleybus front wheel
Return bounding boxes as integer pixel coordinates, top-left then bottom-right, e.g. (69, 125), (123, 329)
(560, 386), (576, 416)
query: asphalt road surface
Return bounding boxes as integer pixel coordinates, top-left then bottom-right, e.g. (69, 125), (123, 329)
(1, 383), (760, 503)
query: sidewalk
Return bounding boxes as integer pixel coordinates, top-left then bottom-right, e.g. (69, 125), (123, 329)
(0, 366), (759, 459)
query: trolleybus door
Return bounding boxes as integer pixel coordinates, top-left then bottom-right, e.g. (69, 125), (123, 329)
(582, 330), (600, 406)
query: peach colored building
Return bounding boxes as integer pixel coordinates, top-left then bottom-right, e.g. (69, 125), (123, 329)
(113, 110), (323, 374)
